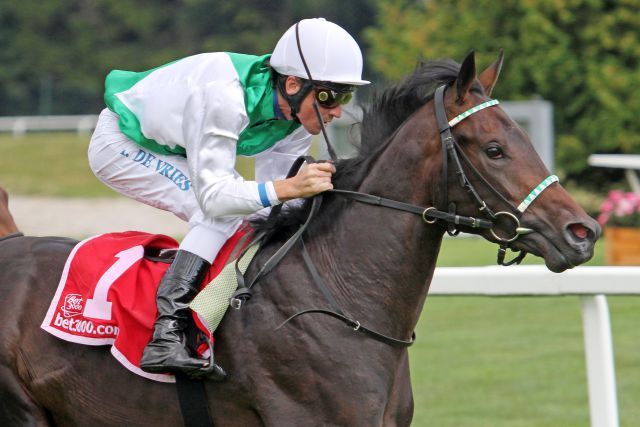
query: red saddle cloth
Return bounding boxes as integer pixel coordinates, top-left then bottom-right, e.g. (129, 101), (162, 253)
(41, 230), (245, 383)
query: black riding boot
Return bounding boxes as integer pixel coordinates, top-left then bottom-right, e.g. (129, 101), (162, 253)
(139, 250), (226, 380)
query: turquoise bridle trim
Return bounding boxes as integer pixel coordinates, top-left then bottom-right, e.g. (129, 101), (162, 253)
(445, 96), (560, 245)
(448, 99), (499, 127)
(517, 175), (559, 213)
(449, 98), (559, 216)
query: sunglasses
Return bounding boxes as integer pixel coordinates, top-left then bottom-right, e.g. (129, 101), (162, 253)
(314, 87), (353, 108)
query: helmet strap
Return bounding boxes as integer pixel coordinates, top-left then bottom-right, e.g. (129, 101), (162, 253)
(293, 21), (338, 161)
(276, 75), (313, 123)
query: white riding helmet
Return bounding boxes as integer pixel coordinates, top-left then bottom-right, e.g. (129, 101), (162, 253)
(271, 18), (370, 86)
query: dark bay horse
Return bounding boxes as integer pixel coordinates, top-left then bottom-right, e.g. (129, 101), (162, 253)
(0, 51), (599, 426)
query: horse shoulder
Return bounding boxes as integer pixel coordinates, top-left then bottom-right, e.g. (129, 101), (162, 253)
(212, 247), (412, 424)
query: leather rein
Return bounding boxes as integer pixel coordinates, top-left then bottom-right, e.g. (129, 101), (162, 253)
(230, 84), (559, 348)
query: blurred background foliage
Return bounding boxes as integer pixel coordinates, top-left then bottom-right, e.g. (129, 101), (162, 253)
(366, 0), (640, 189)
(1, 0), (638, 191)
(0, 0), (376, 115)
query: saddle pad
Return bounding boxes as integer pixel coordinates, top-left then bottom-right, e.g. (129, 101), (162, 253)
(191, 243), (259, 332)
(40, 230), (246, 383)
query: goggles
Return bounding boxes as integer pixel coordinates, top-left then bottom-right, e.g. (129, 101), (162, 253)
(314, 87), (353, 108)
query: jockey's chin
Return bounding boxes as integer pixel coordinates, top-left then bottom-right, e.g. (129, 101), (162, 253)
(301, 118), (327, 135)
(297, 101), (342, 135)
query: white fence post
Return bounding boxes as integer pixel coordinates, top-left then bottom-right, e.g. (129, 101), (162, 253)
(581, 295), (619, 427)
(12, 117), (27, 137)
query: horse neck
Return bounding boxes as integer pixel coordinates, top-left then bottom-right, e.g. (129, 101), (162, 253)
(307, 108), (445, 337)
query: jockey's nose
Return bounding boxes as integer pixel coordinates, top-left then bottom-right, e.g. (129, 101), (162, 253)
(330, 105), (342, 119)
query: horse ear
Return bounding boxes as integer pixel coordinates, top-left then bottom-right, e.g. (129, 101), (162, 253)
(455, 50), (476, 105)
(478, 49), (505, 97)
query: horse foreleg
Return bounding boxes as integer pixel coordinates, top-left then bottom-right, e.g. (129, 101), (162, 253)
(0, 365), (51, 426)
(383, 351), (414, 427)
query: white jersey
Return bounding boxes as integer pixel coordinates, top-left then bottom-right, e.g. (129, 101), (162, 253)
(104, 52), (312, 219)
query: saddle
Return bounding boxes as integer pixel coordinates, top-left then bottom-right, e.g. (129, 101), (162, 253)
(41, 229), (251, 382)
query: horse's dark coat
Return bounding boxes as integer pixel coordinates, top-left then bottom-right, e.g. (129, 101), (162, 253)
(0, 52), (598, 426)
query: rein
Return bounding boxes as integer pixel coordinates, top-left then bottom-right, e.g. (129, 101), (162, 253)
(277, 240), (416, 348)
(230, 157), (416, 348)
(231, 84), (560, 349)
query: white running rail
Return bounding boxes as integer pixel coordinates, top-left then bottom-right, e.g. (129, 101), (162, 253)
(0, 115), (98, 136)
(430, 265), (640, 427)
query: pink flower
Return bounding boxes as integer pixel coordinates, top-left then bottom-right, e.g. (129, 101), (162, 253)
(599, 200), (614, 214)
(615, 199), (635, 216)
(599, 190), (640, 227)
(597, 212), (610, 226)
(609, 190), (625, 202)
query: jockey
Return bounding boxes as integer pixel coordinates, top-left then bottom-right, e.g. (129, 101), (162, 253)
(88, 18), (369, 379)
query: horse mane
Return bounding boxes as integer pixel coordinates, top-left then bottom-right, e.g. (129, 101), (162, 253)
(252, 59), (462, 241)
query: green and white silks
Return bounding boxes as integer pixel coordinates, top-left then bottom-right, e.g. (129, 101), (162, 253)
(100, 52), (312, 219)
(104, 53), (301, 157)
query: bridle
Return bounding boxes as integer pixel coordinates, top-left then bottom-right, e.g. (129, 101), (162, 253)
(289, 21), (557, 263)
(233, 59), (560, 347)
(431, 84), (558, 264)
(331, 85), (558, 266)
(230, 84), (560, 348)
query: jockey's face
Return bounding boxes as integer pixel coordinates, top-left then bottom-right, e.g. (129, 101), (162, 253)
(283, 77), (342, 135)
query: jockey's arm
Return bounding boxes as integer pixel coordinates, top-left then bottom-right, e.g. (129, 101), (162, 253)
(184, 82), (334, 219)
(272, 163), (335, 201)
(184, 81), (274, 218)
(254, 130), (334, 202)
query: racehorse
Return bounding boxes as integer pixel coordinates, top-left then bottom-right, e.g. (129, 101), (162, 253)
(0, 51), (599, 426)
(0, 186), (19, 237)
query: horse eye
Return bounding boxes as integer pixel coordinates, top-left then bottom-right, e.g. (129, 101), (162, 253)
(485, 146), (504, 159)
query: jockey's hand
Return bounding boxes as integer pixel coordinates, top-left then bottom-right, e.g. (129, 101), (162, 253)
(273, 162), (336, 202)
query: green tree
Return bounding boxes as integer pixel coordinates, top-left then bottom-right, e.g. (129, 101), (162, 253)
(0, 0), (376, 116)
(366, 0), (640, 183)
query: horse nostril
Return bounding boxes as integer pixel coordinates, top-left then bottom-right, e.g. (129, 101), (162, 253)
(569, 223), (589, 240)
(566, 220), (601, 244)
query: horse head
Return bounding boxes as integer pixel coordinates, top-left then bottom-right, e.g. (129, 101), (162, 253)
(430, 50), (600, 272)
(260, 50), (599, 275)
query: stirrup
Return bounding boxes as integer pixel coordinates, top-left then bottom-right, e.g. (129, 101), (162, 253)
(188, 335), (226, 381)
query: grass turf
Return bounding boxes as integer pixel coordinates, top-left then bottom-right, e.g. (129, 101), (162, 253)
(410, 238), (638, 426)
(0, 132), (256, 197)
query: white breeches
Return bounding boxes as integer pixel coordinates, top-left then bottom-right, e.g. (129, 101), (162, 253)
(88, 109), (241, 263)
